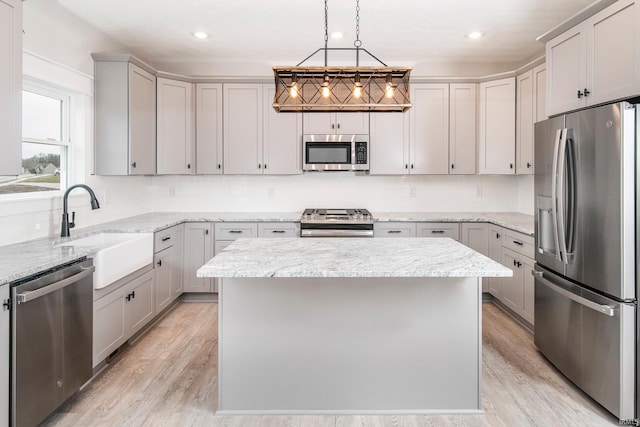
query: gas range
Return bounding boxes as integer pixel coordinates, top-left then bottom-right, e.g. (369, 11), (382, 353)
(300, 209), (374, 237)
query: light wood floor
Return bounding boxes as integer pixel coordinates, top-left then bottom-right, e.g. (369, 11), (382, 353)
(44, 301), (620, 427)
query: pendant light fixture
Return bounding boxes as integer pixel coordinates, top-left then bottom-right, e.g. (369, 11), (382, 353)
(273, 0), (412, 112)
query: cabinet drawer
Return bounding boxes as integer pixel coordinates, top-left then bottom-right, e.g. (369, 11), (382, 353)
(374, 222), (416, 237)
(154, 225), (181, 253)
(214, 223), (258, 240)
(416, 223), (460, 240)
(257, 222), (299, 238)
(502, 229), (534, 258)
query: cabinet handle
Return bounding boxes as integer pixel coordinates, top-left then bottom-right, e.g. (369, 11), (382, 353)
(258, 164), (262, 169)
(161, 236), (171, 242)
(583, 88), (590, 97)
(131, 162), (137, 168)
(516, 261), (522, 268)
(451, 164), (454, 169)
(509, 163), (513, 169)
(187, 163), (191, 169)
(431, 230), (445, 234)
(513, 240), (523, 246)
(405, 164), (408, 169)
(331, 124), (335, 129)
(388, 230), (402, 234)
(337, 123), (340, 129)
(217, 164), (222, 169)
(126, 291), (136, 301)
(157, 260), (162, 267)
(577, 90), (584, 99)
(264, 164), (267, 169)
(271, 230), (285, 234)
(410, 164), (414, 169)
(2, 299), (10, 311)
(205, 229), (209, 235)
(527, 162), (532, 168)
(496, 233), (500, 239)
(229, 230), (243, 234)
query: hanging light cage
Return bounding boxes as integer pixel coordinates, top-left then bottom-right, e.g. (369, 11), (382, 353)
(273, 65), (411, 112)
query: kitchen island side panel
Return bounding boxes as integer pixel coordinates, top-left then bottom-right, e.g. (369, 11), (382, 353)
(218, 277), (482, 414)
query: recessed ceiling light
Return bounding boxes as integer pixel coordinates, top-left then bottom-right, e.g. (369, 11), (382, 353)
(466, 31), (485, 40)
(192, 31), (210, 39)
(331, 32), (343, 39)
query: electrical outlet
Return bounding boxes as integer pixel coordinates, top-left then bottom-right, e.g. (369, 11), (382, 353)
(169, 186), (176, 198)
(409, 186), (416, 198)
(267, 186), (275, 198)
(476, 185), (483, 198)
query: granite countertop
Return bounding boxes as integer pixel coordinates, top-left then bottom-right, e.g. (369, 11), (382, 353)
(197, 237), (513, 279)
(0, 210), (532, 285)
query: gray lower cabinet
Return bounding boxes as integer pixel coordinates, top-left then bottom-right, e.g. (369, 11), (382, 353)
(460, 223), (489, 292)
(93, 268), (156, 367)
(183, 223), (214, 293)
(154, 224), (184, 312)
(374, 222), (417, 237)
(416, 222), (460, 240)
(487, 226), (503, 298)
(1, 283), (8, 426)
(257, 222), (299, 238)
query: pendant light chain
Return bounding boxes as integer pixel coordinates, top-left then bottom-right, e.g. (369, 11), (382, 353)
(354, 0), (361, 48)
(324, 0), (329, 66)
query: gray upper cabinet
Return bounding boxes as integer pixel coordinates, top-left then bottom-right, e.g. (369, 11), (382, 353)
(0, 0), (22, 176)
(223, 84), (263, 175)
(156, 77), (195, 175)
(93, 55), (157, 175)
(263, 86), (302, 175)
(196, 83), (223, 174)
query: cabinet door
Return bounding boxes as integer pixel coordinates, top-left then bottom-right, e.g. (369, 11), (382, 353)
(587, 0), (640, 106)
(478, 77), (516, 174)
(157, 78), (195, 175)
(263, 85), (302, 175)
(522, 257), (535, 325)
(533, 64), (547, 122)
(128, 64), (157, 175)
(374, 222), (416, 237)
(369, 112), (410, 175)
(125, 269), (156, 338)
(1, 284), (9, 425)
(546, 26), (587, 116)
(303, 113), (334, 134)
(516, 71), (534, 175)
(154, 248), (172, 313)
(0, 0), (21, 175)
(183, 223), (213, 292)
(501, 248), (523, 315)
(196, 83), (223, 174)
(336, 113), (369, 134)
(410, 84), (450, 174)
(460, 223), (489, 256)
(487, 226), (503, 298)
(93, 285), (127, 367)
(213, 240), (235, 293)
(223, 84), (263, 174)
(170, 225), (184, 300)
(449, 84), (476, 175)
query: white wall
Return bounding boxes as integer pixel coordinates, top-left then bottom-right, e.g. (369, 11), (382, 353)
(150, 174), (526, 213)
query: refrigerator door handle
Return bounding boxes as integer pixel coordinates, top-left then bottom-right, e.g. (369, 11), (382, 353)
(550, 128), (563, 262)
(556, 128), (569, 264)
(532, 269), (615, 316)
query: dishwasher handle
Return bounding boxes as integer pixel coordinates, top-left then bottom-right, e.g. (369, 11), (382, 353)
(16, 266), (95, 304)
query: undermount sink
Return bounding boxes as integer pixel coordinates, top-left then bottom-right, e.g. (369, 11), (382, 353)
(59, 232), (153, 289)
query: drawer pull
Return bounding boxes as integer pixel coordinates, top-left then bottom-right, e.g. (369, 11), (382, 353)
(271, 230), (285, 234)
(388, 230), (402, 234)
(513, 240), (523, 246)
(229, 230), (243, 234)
(431, 230), (445, 234)
(161, 236), (171, 242)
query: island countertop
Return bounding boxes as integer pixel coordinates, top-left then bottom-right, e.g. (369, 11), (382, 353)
(197, 237), (513, 279)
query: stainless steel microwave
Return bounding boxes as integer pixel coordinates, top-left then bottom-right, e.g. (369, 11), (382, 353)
(302, 134), (369, 171)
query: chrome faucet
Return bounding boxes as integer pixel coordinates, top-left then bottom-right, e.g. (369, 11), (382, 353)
(61, 184), (100, 237)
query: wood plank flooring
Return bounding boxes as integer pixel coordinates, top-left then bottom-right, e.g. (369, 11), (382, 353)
(44, 302), (619, 427)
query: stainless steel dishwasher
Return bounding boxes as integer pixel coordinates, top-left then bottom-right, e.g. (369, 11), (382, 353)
(10, 258), (94, 427)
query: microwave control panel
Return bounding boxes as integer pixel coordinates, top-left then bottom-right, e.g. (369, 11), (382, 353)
(355, 142), (368, 164)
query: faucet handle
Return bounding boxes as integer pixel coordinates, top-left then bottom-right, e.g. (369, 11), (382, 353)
(70, 211), (76, 229)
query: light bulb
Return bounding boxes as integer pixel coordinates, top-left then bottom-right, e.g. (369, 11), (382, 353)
(321, 85), (331, 98)
(289, 83), (298, 98)
(353, 85), (363, 98)
(385, 83), (395, 98)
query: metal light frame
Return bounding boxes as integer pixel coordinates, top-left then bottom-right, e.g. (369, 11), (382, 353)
(273, 1), (412, 113)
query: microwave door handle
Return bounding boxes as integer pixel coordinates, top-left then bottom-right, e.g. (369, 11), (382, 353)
(556, 128), (569, 265)
(551, 128), (563, 262)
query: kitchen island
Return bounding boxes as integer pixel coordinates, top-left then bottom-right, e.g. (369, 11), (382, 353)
(198, 237), (512, 415)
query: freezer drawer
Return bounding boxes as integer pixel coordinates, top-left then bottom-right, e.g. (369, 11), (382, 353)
(534, 266), (635, 421)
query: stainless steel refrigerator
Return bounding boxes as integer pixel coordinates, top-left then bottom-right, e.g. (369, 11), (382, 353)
(534, 101), (637, 424)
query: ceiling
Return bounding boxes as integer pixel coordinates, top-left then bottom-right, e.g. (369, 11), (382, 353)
(57, 0), (595, 73)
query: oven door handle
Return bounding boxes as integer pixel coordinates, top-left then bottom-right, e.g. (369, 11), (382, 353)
(16, 266), (95, 304)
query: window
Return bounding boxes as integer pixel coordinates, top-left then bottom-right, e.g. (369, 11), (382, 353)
(0, 82), (70, 195)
